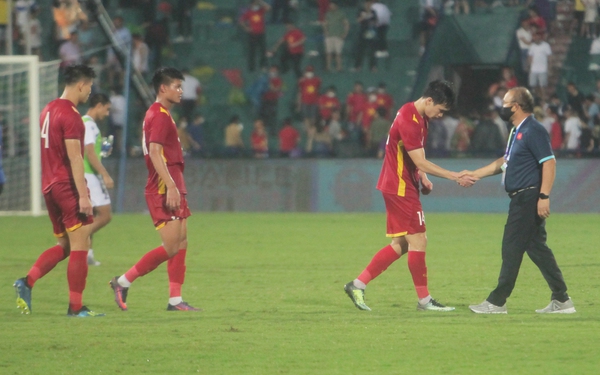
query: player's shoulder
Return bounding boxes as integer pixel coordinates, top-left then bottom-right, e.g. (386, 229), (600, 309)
(397, 102), (418, 122)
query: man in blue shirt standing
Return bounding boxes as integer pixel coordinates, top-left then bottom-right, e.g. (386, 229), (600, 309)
(467, 87), (575, 314)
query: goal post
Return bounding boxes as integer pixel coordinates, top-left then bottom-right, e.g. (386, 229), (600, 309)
(0, 56), (60, 216)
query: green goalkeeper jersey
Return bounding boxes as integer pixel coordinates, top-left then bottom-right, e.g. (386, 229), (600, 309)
(82, 115), (102, 174)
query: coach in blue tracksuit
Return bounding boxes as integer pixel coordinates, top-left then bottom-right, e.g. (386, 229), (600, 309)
(467, 87), (575, 314)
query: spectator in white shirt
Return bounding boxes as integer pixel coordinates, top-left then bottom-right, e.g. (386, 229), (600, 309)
(516, 18), (532, 72)
(59, 31), (82, 67)
(181, 69), (202, 124)
(527, 32), (552, 101)
(106, 16), (132, 88)
(371, 1), (391, 57)
(563, 105), (582, 150)
(109, 87), (127, 156)
(132, 33), (149, 77)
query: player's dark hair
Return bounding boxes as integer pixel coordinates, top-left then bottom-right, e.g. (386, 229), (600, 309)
(63, 64), (96, 86)
(422, 80), (455, 108)
(151, 67), (185, 93)
(89, 93), (110, 108)
(511, 87), (534, 113)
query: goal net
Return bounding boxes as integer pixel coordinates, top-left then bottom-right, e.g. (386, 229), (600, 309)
(0, 56), (60, 215)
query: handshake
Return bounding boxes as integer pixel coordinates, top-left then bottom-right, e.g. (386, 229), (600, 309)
(454, 170), (479, 188)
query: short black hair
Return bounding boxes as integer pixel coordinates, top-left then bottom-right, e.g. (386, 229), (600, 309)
(151, 67), (184, 93)
(63, 64), (96, 86)
(89, 93), (110, 108)
(422, 80), (455, 108)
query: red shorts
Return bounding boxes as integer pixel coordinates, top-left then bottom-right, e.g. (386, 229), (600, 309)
(382, 192), (426, 237)
(44, 182), (93, 237)
(145, 193), (192, 230)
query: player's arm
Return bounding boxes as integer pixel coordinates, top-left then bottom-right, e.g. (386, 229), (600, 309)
(407, 148), (476, 186)
(84, 144), (114, 189)
(538, 157), (555, 219)
(65, 139), (93, 216)
(148, 142), (180, 211)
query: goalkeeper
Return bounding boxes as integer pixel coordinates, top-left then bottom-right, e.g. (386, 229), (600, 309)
(82, 93), (114, 266)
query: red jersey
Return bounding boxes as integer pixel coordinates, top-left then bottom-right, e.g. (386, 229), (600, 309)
(377, 102), (428, 197)
(279, 125), (300, 152)
(376, 93), (394, 118)
(284, 28), (305, 54)
(40, 98), (86, 194)
(346, 92), (367, 123)
(240, 7), (266, 35)
(142, 102), (187, 195)
(361, 102), (379, 129)
(318, 95), (340, 121)
(298, 76), (321, 105)
(263, 76), (282, 101)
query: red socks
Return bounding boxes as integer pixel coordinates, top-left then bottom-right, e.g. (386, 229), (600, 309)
(357, 245), (401, 285)
(26, 245), (68, 288)
(67, 250), (88, 312)
(124, 246), (170, 283)
(168, 249), (187, 297)
(407, 251), (429, 299)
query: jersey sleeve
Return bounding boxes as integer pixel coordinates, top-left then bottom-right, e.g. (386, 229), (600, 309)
(147, 111), (173, 145)
(397, 112), (423, 151)
(528, 125), (555, 164)
(83, 120), (96, 146)
(62, 108), (85, 140)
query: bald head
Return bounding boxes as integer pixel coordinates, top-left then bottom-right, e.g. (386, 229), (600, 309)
(507, 87), (534, 114)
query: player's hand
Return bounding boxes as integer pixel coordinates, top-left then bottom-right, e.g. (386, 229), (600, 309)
(420, 175), (433, 195)
(103, 174), (115, 189)
(538, 198), (550, 219)
(166, 186), (181, 212)
(79, 197), (93, 216)
(456, 170), (478, 187)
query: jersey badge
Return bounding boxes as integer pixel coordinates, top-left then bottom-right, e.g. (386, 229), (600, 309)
(517, 133), (523, 140)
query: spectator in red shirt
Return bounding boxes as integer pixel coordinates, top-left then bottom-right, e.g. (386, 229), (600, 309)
(239, 0), (271, 72)
(260, 66), (283, 134)
(528, 7), (546, 34)
(547, 107), (564, 150)
(270, 21), (306, 78)
(251, 119), (269, 158)
(297, 65), (321, 129)
(358, 89), (380, 145)
(376, 82), (394, 118)
(346, 81), (368, 129)
(318, 85), (341, 122)
(279, 117), (301, 157)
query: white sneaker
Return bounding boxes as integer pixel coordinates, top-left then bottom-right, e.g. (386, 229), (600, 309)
(535, 298), (576, 314)
(87, 250), (101, 266)
(469, 300), (507, 314)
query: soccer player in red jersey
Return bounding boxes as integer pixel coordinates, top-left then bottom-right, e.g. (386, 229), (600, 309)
(13, 64), (104, 317)
(110, 67), (199, 312)
(344, 80), (476, 312)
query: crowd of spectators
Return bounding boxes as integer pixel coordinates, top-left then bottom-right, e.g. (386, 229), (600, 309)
(3, 0), (599, 159)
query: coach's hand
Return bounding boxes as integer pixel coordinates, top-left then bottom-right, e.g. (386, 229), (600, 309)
(166, 186), (181, 212)
(538, 198), (550, 219)
(79, 197), (93, 216)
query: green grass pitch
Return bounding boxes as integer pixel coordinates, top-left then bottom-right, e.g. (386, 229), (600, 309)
(0, 213), (598, 374)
